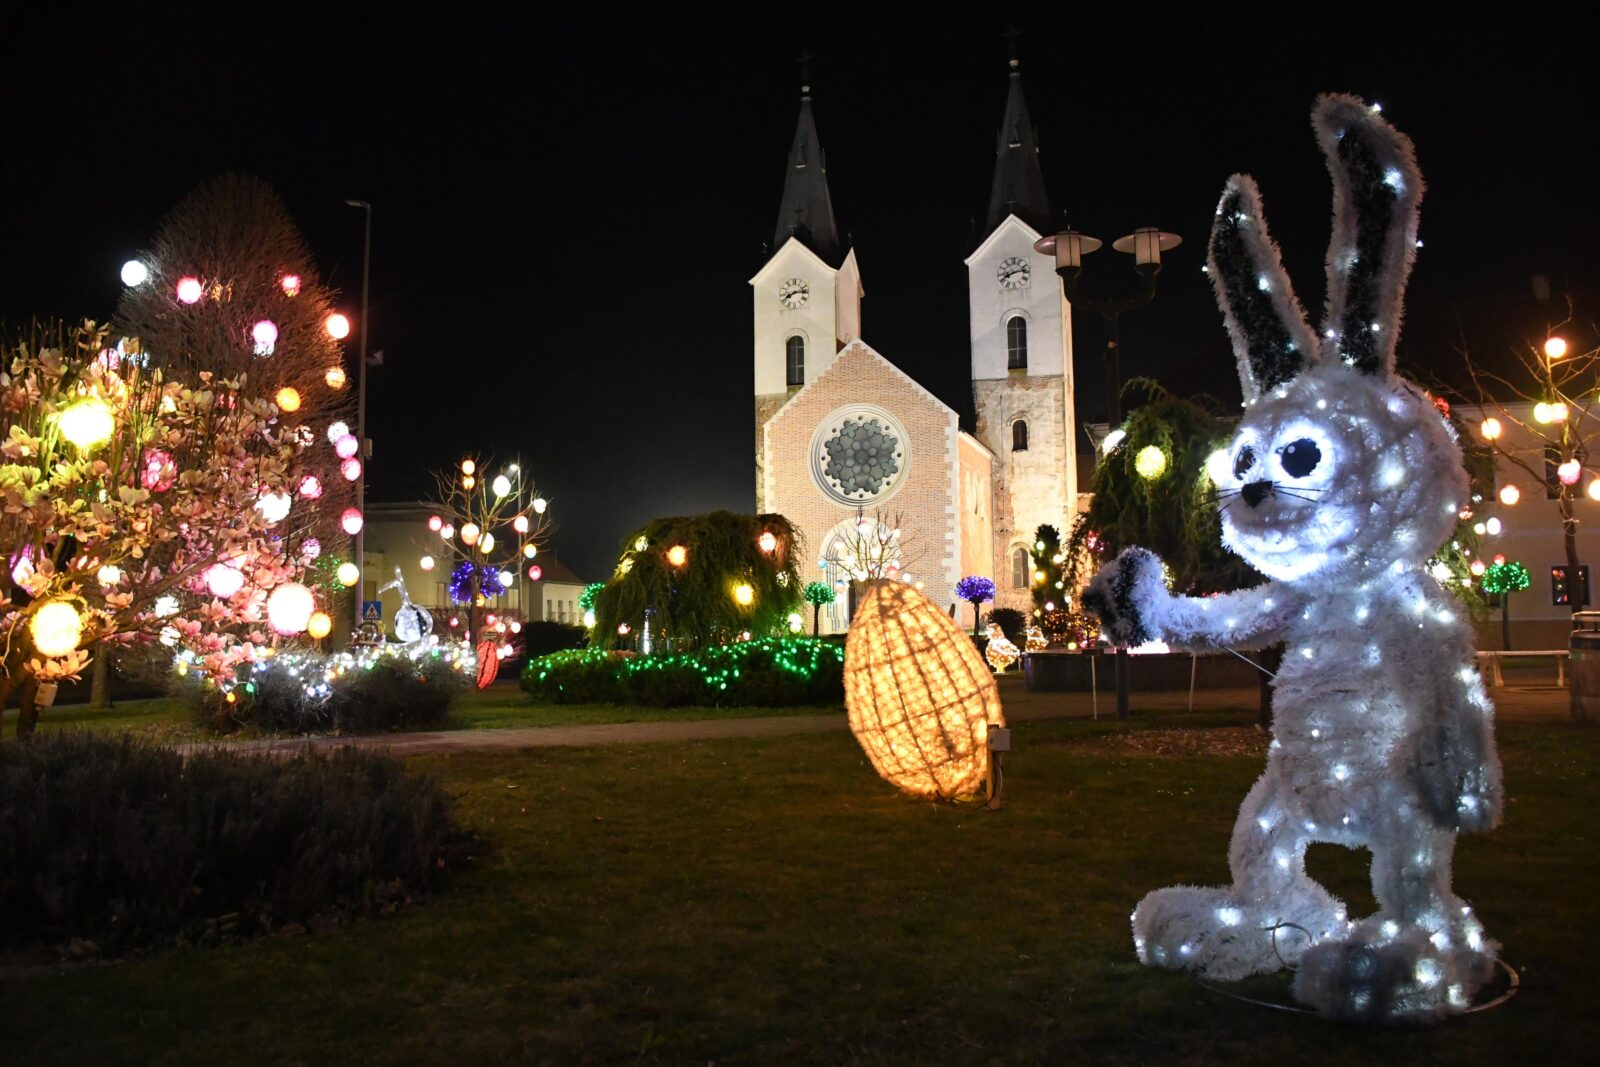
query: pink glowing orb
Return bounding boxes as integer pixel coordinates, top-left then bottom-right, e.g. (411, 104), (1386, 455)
(280, 274), (302, 297)
(340, 507), (364, 534)
(335, 434), (360, 459)
(251, 320), (279, 355)
(527, 564), (543, 581)
(340, 457), (362, 482)
(1559, 459), (1582, 486)
(301, 537), (322, 560)
(298, 475), (322, 499)
(428, 515), (443, 531)
(266, 582), (315, 634)
(204, 563), (246, 598)
(176, 277), (203, 304)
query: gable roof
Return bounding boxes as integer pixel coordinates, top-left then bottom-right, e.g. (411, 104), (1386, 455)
(771, 339), (959, 425)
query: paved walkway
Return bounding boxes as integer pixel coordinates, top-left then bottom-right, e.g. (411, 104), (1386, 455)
(181, 678), (1574, 758)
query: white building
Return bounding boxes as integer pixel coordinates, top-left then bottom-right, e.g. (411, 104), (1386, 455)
(754, 60), (1083, 630)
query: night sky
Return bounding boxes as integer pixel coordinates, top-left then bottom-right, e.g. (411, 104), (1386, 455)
(8, 9), (1597, 579)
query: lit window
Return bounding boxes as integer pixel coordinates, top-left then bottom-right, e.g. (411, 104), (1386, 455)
(1012, 419), (1029, 452)
(1007, 316), (1028, 370)
(1011, 546), (1030, 589)
(786, 335), (805, 387)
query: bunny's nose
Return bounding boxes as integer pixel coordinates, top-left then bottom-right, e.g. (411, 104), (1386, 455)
(1242, 480), (1273, 508)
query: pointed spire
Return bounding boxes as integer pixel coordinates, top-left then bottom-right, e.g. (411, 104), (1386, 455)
(773, 69), (842, 263)
(984, 53), (1052, 236)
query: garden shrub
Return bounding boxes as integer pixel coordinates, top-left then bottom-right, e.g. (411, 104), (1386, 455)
(522, 638), (844, 707)
(518, 620), (588, 659)
(989, 608), (1026, 645)
(0, 735), (469, 955)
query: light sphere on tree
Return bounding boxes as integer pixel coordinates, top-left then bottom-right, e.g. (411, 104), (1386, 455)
(420, 554), (435, 571)
(279, 273), (301, 296)
(57, 398), (116, 450)
(29, 600), (84, 658)
(274, 386), (300, 412)
(335, 434), (359, 459)
(328, 421), (349, 444)
(175, 277), (202, 304)
(336, 562), (359, 587)
(341, 457), (361, 481)
(324, 312), (350, 339)
(324, 366), (346, 389)
(204, 563), (245, 598)
(306, 611), (333, 640)
(252, 320), (278, 355)
(120, 259), (149, 286)
(340, 507), (363, 534)
(266, 583), (315, 634)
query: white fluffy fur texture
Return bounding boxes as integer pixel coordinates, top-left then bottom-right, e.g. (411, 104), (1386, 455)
(1085, 97), (1502, 1023)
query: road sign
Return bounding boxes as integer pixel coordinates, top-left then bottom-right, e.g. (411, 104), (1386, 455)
(362, 600), (383, 623)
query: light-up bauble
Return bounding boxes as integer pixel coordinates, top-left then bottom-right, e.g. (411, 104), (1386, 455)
(274, 386), (300, 412)
(1588, 481), (1600, 502)
(204, 563), (246, 598)
(120, 260), (148, 286)
(298, 475), (322, 498)
(341, 457), (362, 481)
(255, 491), (292, 524)
(512, 514), (530, 534)
(420, 554), (435, 571)
(325, 366), (347, 389)
(527, 564), (543, 581)
(478, 532), (495, 554)
(758, 531), (778, 554)
(96, 564), (122, 587)
(307, 611), (333, 640)
(461, 459), (476, 476)
(428, 514), (443, 531)
(301, 537), (321, 560)
(844, 581), (1003, 799)
(327, 421), (350, 444)
(325, 312), (351, 339)
(280, 273), (301, 296)
(266, 583), (315, 634)
(667, 544), (688, 567)
(335, 434), (360, 459)
(57, 398), (116, 450)
(1469, 559), (1486, 576)
(252, 320), (279, 356)
(523, 543), (537, 558)
(340, 508), (364, 534)
(1499, 484), (1520, 506)
(461, 475), (476, 490)
(1485, 517), (1503, 535)
(732, 582), (755, 606)
(1479, 417), (1501, 441)
(154, 594), (179, 618)
(176, 276), (203, 304)
(1545, 336), (1569, 361)
(1558, 459), (1582, 485)
(492, 474), (512, 497)
(497, 570), (514, 588)
(583, 609), (596, 628)
(440, 524), (455, 540)
(459, 522), (480, 546)
(29, 600), (84, 658)
(336, 562), (360, 587)
(787, 612), (804, 633)
(532, 497), (548, 515)
(1134, 445), (1168, 480)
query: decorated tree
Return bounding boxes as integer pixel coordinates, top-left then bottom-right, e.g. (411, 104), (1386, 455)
(114, 173), (359, 642)
(1028, 523), (1069, 620)
(593, 512), (801, 649)
(417, 456), (553, 648)
(1482, 560), (1531, 651)
(818, 508), (920, 621)
(578, 582), (604, 629)
(802, 580), (836, 636)
(1, 321), (311, 738)
(955, 575), (996, 636)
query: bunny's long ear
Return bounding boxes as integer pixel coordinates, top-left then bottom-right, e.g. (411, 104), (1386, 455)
(1315, 94), (1423, 377)
(1208, 175), (1318, 402)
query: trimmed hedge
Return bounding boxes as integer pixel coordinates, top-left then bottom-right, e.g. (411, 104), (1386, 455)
(519, 620), (589, 659)
(522, 637), (844, 707)
(0, 735), (468, 955)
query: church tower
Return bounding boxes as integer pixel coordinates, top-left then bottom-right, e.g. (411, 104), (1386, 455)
(965, 56), (1079, 612)
(751, 78), (863, 511)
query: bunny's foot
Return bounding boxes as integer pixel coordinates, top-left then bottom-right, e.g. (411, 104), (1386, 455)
(1132, 884), (1347, 983)
(1291, 916), (1498, 1022)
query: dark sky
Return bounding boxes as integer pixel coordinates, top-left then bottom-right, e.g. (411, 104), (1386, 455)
(8, 8), (1597, 579)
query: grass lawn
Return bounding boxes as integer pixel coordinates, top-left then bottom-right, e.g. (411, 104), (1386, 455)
(4, 713), (1595, 1064)
(1, 696), (195, 738)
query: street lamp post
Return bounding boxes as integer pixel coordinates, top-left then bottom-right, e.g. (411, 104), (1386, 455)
(1035, 225), (1181, 720)
(345, 199), (372, 632)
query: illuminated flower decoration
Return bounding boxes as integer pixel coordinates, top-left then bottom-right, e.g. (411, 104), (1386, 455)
(955, 575), (996, 605)
(140, 448), (175, 491)
(448, 561), (499, 604)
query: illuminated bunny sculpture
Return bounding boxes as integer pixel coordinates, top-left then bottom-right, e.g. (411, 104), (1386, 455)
(1083, 96), (1502, 1022)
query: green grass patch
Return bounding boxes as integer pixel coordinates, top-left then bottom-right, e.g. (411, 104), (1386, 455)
(2, 717), (1594, 1063)
(2, 696), (195, 739)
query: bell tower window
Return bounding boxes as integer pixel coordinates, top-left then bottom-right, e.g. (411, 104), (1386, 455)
(1012, 419), (1029, 452)
(1011, 546), (1030, 589)
(1006, 316), (1028, 370)
(786, 335), (806, 387)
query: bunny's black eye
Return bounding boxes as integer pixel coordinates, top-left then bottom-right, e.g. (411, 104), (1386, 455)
(1233, 445), (1256, 480)
(1280, 438), (1321, 478)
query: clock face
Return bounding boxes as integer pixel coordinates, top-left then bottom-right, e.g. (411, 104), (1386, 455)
(997, 256), (1030, 289)
(779, 277), (810, 308)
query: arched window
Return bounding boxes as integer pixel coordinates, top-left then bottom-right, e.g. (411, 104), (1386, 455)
(1012, 419), (1029, 452)
(1006, 316), (1028, 370)
(1011, 546), (1030, 589)
(786, 335), (805, 387)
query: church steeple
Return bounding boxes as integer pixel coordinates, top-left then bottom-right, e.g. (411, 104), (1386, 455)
(984, 57), (1052, 236)
(773, 79), (841, 263)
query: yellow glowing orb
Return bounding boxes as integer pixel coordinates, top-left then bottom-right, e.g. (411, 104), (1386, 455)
(1135, 444), (1168, 480)
(733, 582), (755, 606)
(667, 544), (688, 567)
(307, 611), (333, 640)
(274, 387), (301, 413)
(29, 600), (84, 657)
(460, 522), (481, 546)
(1480, 417), (1502, 441)
(758, 531), (778, 554)
(461, 459), (476, 476)
(325, 366), (347, 389)
(1499, 484), (1520, 506)
(336, 562), (360, 586)
(1545, 336), (1569, 361)
(844, 581), (1004, 799)
(57, 397), (116, 450)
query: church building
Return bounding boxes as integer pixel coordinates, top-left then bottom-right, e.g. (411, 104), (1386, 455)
(754, 60), (1083, 632)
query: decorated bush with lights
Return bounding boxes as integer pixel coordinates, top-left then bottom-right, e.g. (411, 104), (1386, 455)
(521, 637), (843, 707)
(1082, 97), (1502, 1022)
(591, 511), (802, 649)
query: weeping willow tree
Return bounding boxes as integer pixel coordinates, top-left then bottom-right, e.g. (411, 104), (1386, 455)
(1065, 381), (1260, 598)
(592, 512), (803, 650)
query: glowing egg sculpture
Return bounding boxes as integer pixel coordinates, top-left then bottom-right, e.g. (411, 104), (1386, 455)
(340, 507), (363, 534)
(266, 582), (315, 634)
(29, 600), (84, 658)
(843, 581), (1004, 800)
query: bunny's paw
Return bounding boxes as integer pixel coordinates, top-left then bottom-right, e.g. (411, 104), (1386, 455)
(1082, 547), (1166, 647)
(1292, 924), (1497, 1022)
